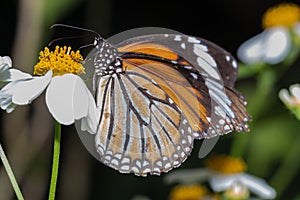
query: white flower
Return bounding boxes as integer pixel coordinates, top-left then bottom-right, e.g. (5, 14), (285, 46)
(237, 3), (300, 65)
(279, 84), (300, 120)
(0, 56), (32, 85)
(210, 173), (276, 199)
(164, 155), (276, 199)
(279, 84), (300, 107)
(0, 70), (99, 133)
(165, 169), (276, 199)
(0, 47), (99, 134)
(237, 27), (292, 64)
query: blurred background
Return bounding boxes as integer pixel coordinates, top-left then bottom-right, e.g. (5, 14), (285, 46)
(1, 0), (300, 199)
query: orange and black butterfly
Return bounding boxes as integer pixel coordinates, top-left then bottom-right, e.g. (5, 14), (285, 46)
(60, 25), (251, 176)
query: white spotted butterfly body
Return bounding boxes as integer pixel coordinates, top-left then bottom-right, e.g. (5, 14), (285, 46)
(86, 33), (250, 176)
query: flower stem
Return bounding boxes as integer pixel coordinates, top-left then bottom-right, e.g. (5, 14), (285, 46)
(270, 133), (300, 199)
(48, 121), (61, 200)
(0, 142), (24, 200)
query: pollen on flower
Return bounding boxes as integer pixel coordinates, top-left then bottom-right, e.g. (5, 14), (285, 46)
(262, 3), (300, 29)
(33, 46), (85, 76)
(168, 184), (208, 200)
(204, 155), (247, 174)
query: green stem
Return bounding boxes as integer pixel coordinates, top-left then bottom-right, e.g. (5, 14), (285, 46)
(270, 133), (300, 199)
(0, 142), (24, 200)
(48, 121), (61, 200)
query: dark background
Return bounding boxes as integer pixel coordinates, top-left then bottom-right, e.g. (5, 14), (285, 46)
(1, 0), (300, 199)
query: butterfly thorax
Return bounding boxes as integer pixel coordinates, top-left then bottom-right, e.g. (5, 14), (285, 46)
(94, 40), (123, 77)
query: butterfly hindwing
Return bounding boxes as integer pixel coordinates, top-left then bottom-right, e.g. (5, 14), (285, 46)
(95, 63), (196, 175)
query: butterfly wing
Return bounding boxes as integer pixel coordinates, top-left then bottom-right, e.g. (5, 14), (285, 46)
(93, 34), (250, 176)
(117, 34), (250, 135)
(95, 60), (201, 175)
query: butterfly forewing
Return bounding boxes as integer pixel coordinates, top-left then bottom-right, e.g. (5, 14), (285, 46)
(117, 34), (250, 135)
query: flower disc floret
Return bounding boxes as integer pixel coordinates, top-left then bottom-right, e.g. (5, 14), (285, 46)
(262, 3), (300, 29)
(34, 46), (85, 76)
(205, 155), (247, 174)
(169, 184), (208, 200)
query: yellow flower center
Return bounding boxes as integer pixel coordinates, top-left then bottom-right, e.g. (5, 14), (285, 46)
(34, 46), (85, 76)
(205, 155), (247, 174)
(169, 184), (208, 200)
(262, 3), (300, 29)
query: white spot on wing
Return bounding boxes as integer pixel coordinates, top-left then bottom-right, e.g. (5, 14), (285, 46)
(111, 159), (119, 166)
(190, 72), (198, 80)
(174, 35), (182, 41)
(232, 60), (238, 68)
(121, 165), (129, 171)
(121, 158), (130, 164)
(181, 43), (186, 49)
(184, 66), (193, 69)
(194, 44), (216, 66)
(197, 57), (220, 80)
(165, 163), (171, 169)
(188, 37), (201, 43)
(226, 55), (231, 61)
(156, 161), (162, 167)
(224, 125), (231, 131)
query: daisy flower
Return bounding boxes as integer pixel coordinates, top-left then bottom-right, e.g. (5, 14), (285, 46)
(1, 55), (40, 90)
(279, 84), (300, 120)
(164, 155), (276, 199)
(0, 46), (99, 133)
(237, 3), (300, 64)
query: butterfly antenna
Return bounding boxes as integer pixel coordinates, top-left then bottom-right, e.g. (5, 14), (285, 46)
(78, 43), (96, 50)
(48, 35), (90, 46)
(51, 24), (102, 40)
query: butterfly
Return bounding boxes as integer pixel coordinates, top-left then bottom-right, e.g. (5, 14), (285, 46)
(60, 25), (251, 176)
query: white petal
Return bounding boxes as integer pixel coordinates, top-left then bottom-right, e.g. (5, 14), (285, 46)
(264, 28), (290, 64)
(0, 71), (10, 84)
(73, 76), (92, 120)
(1, 69), (32, 83)
(0, 56), (13, 83)
(0, 56), (12, 69)
(209, 174), (239, 192)
(239, 174), (276, 199)
(5, 103), (16, 113)
(46, 74), (91, 125)
(79, 89), (99, 134)
(290, 84), (300, 101)
(164, 168), (213, 184)
(209, 174), (276, 199)
(279, 89), (293, 105)
(0, 70), (52, 111)
(237, 32), (263, 64)
(9, 69), (32, 81)
(12, 71), (52, 104)
(238, 27), (291, 64)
